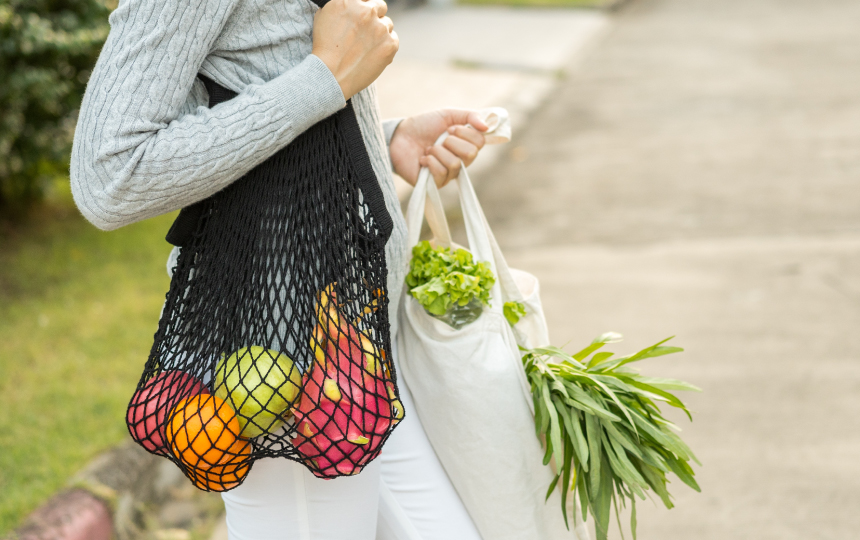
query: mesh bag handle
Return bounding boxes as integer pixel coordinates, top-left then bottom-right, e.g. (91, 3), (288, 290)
(127, 73), (404, 492)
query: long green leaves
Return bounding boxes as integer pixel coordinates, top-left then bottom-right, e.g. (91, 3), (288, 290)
(522, 334), (701, 540)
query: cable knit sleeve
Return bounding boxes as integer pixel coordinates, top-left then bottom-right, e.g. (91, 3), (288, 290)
(382, 118), (403, 148)
(70, 0), (346, 231)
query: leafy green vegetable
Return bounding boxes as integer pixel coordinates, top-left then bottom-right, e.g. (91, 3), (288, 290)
(522, 334), (700, 540)
(504, 301), (527, 326)
(406, 241), (495, 316)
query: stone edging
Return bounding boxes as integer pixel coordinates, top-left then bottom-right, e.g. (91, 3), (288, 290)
(4, 443), (184, 540)
(5, 489), (113, 540)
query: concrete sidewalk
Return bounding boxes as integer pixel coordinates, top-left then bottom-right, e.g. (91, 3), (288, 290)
(375, 5), (609, 198)
(476, 0), (860, 538)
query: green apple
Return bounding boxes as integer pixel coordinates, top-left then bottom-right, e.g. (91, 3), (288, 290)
(214, 346), (302, 438)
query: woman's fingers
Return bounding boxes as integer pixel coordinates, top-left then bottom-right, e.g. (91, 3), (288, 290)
(440, 109), (489, 133)
(419, 155), (452, 187)
(417, 132), (484, 186)
(367, 0), (388, 17)
(465, 110), (490, 132)
(427, 144), (462, 181)
(442, 135), (479, 167)
(420, 143), (462, 187)
(404, 108), (494, 186)
(447, 125), (485, 151)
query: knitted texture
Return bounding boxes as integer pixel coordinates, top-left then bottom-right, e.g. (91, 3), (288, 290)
(70, 0), (409, 336)
(127, 77), (403, 490)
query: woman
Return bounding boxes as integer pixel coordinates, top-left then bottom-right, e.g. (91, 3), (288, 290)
(70, 0), (489, 538)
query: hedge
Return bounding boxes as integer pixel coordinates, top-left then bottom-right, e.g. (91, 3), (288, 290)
(0, 1), (113, 216)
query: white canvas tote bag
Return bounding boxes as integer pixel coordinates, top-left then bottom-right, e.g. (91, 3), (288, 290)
(397, 110), (590, 540)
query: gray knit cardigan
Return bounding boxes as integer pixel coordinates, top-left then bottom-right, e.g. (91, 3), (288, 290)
(70, 0), (410, 335)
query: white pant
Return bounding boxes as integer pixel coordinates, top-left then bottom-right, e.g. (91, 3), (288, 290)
(221, 348), (483, 540)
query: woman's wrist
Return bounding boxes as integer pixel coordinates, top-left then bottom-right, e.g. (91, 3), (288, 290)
(383, 118), (404, 148)
(312, 50), (352, 101)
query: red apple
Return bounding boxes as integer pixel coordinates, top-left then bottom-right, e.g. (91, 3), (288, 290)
(127, 370), (209, 453)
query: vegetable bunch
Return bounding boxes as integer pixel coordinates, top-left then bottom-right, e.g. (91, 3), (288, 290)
(406, 240), (495, 316)
(522, 333), (700, 540)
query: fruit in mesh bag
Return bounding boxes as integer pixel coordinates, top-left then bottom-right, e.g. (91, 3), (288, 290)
(189, 461), (250, 491)
(166, 394), (253, 491)
(127, 370), (209, 453)
(291, 284), (404, 478)
(214, 346), (302, 438)
(187, 440), (252, 491)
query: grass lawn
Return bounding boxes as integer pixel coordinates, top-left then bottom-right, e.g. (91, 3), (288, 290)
(458, 0), (618, 8)
(0, 200), (177, 535)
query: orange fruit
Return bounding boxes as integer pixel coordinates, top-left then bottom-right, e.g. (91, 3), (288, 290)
(189, 457), (252, 491)
(186, 440), (253, 492)
(166, 394), (252, 472)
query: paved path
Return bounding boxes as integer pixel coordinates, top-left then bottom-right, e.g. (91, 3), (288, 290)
(375, 5), (608, 198)
(475, 0), (860, 538)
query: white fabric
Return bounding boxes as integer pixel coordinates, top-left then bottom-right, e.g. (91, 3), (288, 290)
(377, 364), (482, 540)
(220, 344), (482, 540)
(398, 108), (590, 540)
(221, 457), (380, 540)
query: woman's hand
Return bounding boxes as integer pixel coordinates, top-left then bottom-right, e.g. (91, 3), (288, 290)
(312, 0), (399, 100)
(390, 110), (490, 188)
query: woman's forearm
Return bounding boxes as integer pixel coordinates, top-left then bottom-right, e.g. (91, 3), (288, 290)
(70, 0), (346, 231)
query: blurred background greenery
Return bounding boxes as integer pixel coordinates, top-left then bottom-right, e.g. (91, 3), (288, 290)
(0, 1), (133, 532)
(0, 203), (175, 533)
(0, 0), (115, 218)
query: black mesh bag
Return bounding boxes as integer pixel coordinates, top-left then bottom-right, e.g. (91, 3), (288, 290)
(125, 74), (404, 492)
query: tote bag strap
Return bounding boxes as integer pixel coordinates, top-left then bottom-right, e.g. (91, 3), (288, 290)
(405, 165), (453, 249)
(457, 167), (526, 310)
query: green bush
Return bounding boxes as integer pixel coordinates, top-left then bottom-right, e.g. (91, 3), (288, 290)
(0, 1), (112, 216)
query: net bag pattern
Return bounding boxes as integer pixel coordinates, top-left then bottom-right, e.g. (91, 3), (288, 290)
(125, 75), (404, 492)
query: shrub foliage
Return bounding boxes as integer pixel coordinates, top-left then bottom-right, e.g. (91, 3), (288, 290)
(0, 0), (112, 215)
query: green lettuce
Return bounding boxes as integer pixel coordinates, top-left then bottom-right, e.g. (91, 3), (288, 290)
(406, 241), (496, 316)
